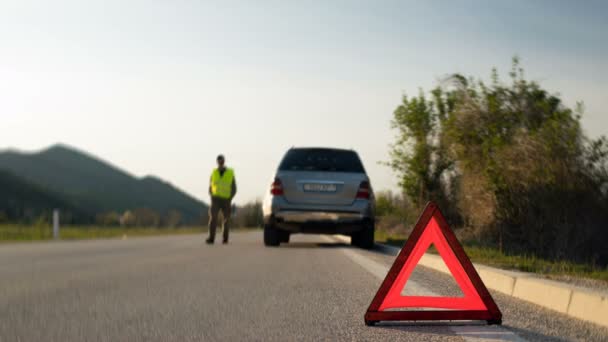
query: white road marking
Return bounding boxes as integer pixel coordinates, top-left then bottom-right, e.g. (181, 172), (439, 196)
(336, 243), (526, 342)
(341, 247), (437, 296)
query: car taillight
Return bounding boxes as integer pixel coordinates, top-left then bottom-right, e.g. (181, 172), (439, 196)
(356, 181), (371, 199)
(271, 178), (284, 196)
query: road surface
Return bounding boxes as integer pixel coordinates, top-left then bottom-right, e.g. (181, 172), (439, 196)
(0, 232), (607, 341)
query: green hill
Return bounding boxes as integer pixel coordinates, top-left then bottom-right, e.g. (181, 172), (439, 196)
(0, 169), (90, 223)
(0, 144), (206, 224)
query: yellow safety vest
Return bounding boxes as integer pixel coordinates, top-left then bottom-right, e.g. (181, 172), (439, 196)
(210, 168), (234, 199)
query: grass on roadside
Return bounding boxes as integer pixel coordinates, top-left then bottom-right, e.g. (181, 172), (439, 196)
(374, 229), (407, 247)
(460, 245), (608, 283)
(375, 230), (608, 283)
(0, 224), (204, 242)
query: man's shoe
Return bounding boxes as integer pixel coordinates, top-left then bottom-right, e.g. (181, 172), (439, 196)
(222, 239), (228, 244)
(205, 239), (214, 244)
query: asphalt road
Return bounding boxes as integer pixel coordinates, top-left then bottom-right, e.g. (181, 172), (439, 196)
(1, 232), (607, 341)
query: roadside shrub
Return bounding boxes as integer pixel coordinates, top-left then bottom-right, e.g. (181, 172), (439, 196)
(232, 200), (263, 228)
(388, 58), (608, 265)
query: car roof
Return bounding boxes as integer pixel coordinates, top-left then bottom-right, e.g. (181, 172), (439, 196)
(289, 147), (356, 153)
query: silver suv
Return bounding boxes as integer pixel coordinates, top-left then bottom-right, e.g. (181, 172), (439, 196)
(262, 147), (375, 249)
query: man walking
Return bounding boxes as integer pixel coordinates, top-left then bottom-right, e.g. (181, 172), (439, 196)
(207, 154), (237, 244)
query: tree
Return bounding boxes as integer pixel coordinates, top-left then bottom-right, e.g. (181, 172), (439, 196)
(388, 90), (457, 220)
(120, 210), (136, 227)
(95, 212), (120, 226)
(232, 200), (263, 228)
(389, 58), (608, 265)
(165, 210), (182, 228)
(132, 208), (161, 227)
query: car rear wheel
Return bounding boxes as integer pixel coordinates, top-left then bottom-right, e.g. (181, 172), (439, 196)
(264, 224), (281, 247)
(279, 231), (290, 243)
(352, 222), (374, 249)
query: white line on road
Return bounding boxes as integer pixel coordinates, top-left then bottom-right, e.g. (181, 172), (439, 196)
(334, 241), (526, 342)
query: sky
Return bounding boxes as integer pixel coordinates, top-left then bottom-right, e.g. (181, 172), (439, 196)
(1, 0), (607, 204)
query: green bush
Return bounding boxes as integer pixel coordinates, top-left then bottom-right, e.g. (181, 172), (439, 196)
(388, 58), (608, 265)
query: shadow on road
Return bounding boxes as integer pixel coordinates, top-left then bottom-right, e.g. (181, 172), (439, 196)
(369, 323), (463, 338)
(372, 321), (555, 340)
(374, 321), (489, 327)
(282, 242), (351, 249)
(279, 240), (398, 256)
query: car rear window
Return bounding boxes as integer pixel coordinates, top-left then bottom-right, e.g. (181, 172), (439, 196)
(279, 149), (365, 173)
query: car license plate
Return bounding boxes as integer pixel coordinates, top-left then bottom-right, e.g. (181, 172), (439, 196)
(303, 183), (337, 192)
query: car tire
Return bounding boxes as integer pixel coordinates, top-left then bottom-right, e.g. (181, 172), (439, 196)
(350, 232), (360, 247)
(264, 224), (281, 247)
(354, 222), (375, 250)
(279, 231), (290, 243)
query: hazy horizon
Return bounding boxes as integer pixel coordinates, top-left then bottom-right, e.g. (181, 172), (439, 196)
(2, 1), (607, 204)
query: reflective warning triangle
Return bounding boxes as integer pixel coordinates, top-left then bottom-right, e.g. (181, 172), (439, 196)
(365, 202), (502, 325)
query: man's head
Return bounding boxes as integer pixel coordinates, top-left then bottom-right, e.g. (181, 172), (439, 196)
(216, 154), (225, 169)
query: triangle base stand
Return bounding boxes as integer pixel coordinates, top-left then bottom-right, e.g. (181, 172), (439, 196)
(365, 310), (502, 326)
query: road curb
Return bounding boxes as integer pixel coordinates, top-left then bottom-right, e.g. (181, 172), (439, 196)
(332, 235), (608, 328)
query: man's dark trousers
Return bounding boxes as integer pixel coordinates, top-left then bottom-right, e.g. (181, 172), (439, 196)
(208, 196), (231, 242)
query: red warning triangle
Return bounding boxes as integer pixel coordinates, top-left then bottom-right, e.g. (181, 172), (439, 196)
(365, 202), (502, 325)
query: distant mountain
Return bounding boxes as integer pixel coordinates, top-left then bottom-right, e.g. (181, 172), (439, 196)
(0, 169), (90, 222)
(0, 144), (206, 224)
